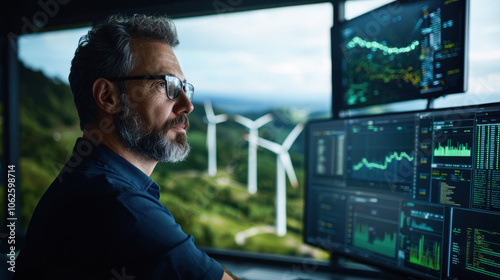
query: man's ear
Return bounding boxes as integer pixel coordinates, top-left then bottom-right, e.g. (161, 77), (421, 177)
(92, 78), (122, 115)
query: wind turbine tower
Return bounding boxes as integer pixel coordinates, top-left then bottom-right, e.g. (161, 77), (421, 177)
(204, 100), (228, 176)
(234, 113), (273, 194)
(255, 123), (304, 236)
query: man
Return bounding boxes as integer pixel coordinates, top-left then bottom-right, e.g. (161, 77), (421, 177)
(15, 14), (237, 280)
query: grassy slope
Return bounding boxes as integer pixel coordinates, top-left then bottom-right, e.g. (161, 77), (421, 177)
(17, 65), (327, 259)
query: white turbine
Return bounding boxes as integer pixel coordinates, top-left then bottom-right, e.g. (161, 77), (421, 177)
(234, 113), (273, 194)
(255, 123), (304, 236)
(204, 100), (228, 176)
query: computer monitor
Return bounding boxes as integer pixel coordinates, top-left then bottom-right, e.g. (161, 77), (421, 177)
(304, 103), (500, 280)
(335, 0), (469, 109)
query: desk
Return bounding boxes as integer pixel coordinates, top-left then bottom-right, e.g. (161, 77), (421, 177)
(212, 252), (405, 280)
(221, 259), (385, 280)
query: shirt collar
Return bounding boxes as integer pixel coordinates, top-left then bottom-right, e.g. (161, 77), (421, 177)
(73, 137), (161, 197)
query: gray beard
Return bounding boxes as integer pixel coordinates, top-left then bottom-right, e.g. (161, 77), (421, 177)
(114, 95), (190, 163)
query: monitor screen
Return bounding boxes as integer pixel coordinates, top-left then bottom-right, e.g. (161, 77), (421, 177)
(304, 103), (500, 280)
(336, 0), (469, 109)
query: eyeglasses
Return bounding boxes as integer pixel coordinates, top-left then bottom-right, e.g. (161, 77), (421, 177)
(108, 75), (194, 101)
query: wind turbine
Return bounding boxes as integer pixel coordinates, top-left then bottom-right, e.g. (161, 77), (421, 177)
(204, 100), (228, 176)
(234, 113), (273, 194)
(255, 123), (304, 236)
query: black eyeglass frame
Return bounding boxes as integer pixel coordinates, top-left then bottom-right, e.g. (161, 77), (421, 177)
(108, 75), (194, 101)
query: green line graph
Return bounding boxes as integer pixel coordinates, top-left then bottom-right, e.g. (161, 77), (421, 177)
(347, 36), (420, 55)
(353, 151), (414, 171)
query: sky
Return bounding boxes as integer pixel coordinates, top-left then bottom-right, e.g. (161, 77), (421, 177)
(172, 3), (333, 103)
(18, 0), (500, 111)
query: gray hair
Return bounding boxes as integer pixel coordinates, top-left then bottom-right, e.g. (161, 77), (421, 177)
(69, 14), (180, 130)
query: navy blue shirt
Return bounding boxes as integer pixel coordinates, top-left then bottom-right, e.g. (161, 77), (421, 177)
(15, 138), (224, 280)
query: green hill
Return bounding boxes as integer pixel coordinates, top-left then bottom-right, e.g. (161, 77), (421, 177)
(17, 65), (326, 259)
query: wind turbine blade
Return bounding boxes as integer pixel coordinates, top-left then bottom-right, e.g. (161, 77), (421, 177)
(280, 153), (299, 188)
(204, 100), (215, 121)
(255, 137), (282, 154)
(215, 114), (228, 123)
(254, 113), (273, 128)
(282, 123), (304, 151)
(234, 115), (254, 128)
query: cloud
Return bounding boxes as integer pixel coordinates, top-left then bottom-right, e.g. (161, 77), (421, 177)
(19, 27), (89, 82)
(344, 0), (393, 20)
(173, 3), (333, 100)
(470, 50), (500, 62)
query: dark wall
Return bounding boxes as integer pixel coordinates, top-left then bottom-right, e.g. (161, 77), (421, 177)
(2, 0), (331, 35)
